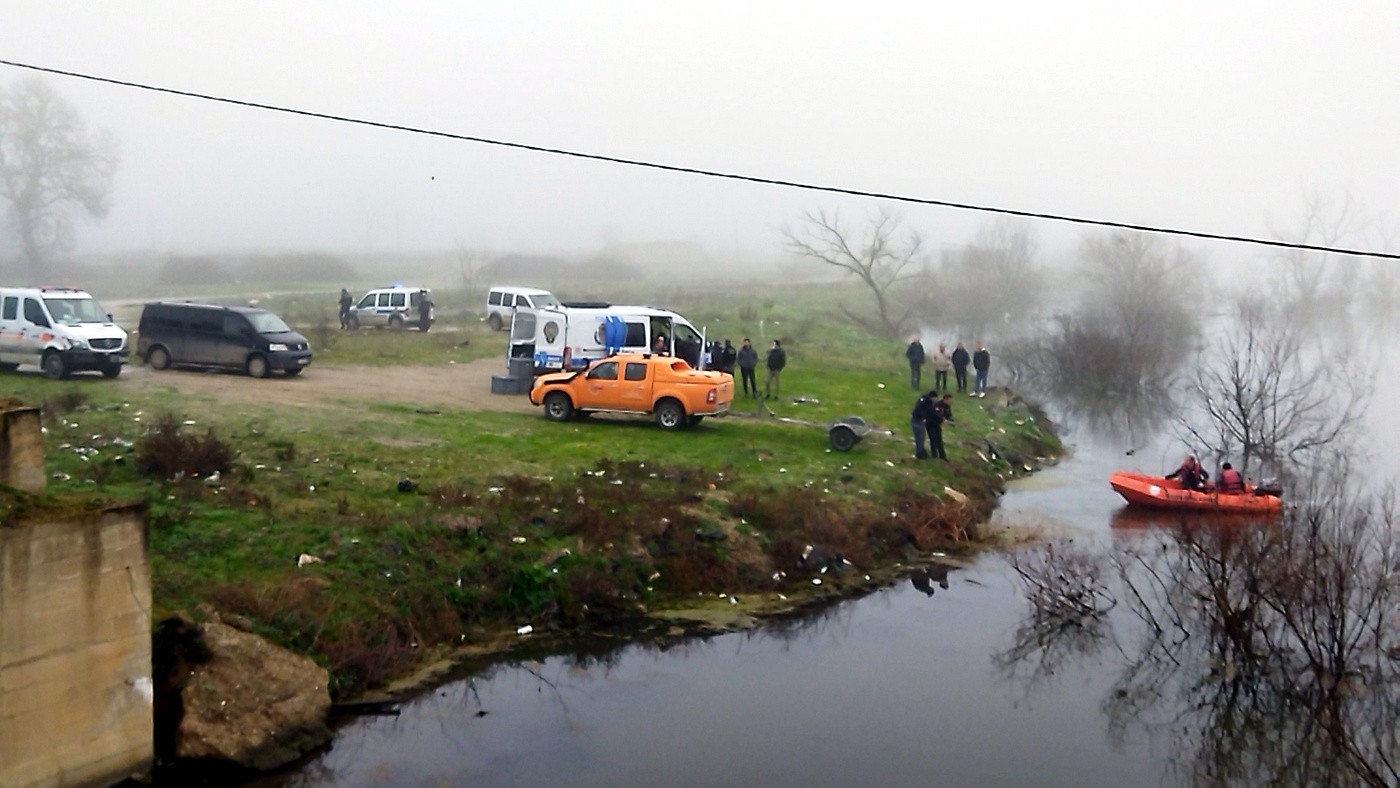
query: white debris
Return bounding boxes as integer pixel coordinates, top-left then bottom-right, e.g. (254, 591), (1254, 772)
(296, 553), (322, 567)
(511, 536), (527, 544)
(812, 578), (823, 585)
(516, 625), (534, 636)
(877, 383), (886, 389)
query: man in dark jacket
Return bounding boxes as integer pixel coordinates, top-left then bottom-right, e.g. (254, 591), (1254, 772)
(338, 288), (353, 329)
(721, 339), (737, 374)
(905, 337), (926, 390)
(764, 340), (787, 399)
(972, 342), (991, 397)
(736, 338), (759, 398)
(910, 390), (938, 459)
(930, 394), (956, 460)
(951, 342), (971, 393)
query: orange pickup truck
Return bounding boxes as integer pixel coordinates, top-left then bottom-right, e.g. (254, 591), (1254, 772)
(528, 353), (733, 429)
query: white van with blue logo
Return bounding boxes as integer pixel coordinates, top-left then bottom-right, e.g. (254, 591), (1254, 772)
(508, 303), (706, 373)
(0, 287), (129, 379)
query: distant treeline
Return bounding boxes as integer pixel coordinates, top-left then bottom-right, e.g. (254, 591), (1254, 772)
(157, 253), (356, 285)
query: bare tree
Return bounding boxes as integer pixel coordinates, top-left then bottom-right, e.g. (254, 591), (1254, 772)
(784, 208), (923, 338)
(1268, 190), (1373, 325)
(927, 218), (1042, 340)
(0, 77), (117, 282)
(1176, 296), (1371, 479)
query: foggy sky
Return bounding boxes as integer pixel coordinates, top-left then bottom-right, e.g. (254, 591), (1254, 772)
(3, 2), (1399, 261)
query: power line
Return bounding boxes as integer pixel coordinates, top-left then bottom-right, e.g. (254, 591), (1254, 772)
(3, 57), (1397, 262)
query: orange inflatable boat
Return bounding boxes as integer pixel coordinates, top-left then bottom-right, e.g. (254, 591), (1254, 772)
(1109, 471), (1283, 514)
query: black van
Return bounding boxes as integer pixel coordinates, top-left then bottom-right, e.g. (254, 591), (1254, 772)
(137, 302), (312, 377)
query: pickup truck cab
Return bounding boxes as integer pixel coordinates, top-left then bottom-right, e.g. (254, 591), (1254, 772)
(528, 353), (733, 429)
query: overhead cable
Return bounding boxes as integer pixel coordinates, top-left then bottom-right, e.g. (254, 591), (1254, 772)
(2, 58), (1396, 261)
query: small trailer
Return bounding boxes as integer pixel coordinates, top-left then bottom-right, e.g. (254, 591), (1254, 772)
(827, 416), (873, 452)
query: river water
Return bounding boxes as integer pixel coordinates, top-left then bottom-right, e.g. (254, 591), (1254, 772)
(278, 332), (1400, 787)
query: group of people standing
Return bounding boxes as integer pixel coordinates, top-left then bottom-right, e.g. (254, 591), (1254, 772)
(905, 337), (992, 397)
(698, 337), (787, 400)
(903, 335), (994, 461)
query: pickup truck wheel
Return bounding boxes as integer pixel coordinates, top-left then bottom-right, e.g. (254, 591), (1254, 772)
(42, 352), (68, 380)
(543, 392), (574, 421)
(488, 313), (503, 331)
(655, 399), (686, 430)
(147, 346), (171, 370)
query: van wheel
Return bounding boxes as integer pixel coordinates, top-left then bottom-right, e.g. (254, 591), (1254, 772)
(543, 392), (574, 421)
(389, 315), (404, 331)
(419, 321), (431, 333)
(655, 399), (685, 430)
(0, 362), (18, 373)
(101, 363), (122, 379)
(346, 314), (360, 330)
(488, 313), (503, 332)
(42, 352), (68, 380)
(147, 346), (171, 370)
(246, 355), (270, 379)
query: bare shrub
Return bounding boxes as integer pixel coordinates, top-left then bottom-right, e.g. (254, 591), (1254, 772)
(135, 413), (237, 479)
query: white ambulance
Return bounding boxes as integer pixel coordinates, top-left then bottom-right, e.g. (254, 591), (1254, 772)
(509, 303), (707, 373)
(0, 287), (129, 379)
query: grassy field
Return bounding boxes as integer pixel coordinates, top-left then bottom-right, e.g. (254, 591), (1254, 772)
(2, 285), (1059, 696)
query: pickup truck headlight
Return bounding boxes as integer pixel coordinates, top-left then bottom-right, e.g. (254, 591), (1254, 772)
(268, 343), (289, 352)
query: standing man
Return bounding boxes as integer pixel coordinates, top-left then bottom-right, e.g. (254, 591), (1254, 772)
(338, 288), (353, 329)
(951, 342), (971, 394)
(736, 338), (759, 398)
(931, 342), (952, 392)
(764, 339), (787, 399)
(905, 335), (926, 389)
(972, 342), (991, 397)
(721, 340), (737, 375)
(910, 389), (938, 459)
(417, 289), (434, 332)
(928, 393), (956, 460)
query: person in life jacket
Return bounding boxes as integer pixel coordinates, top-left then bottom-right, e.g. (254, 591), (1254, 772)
(1166, 454), (1209, 491)
(1216, 462), (1245, 494)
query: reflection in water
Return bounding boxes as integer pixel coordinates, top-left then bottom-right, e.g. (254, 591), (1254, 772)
(1003, 470), (1400, 786)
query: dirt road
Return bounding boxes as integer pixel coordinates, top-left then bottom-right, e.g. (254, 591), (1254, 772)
(114, 357), (536, 414)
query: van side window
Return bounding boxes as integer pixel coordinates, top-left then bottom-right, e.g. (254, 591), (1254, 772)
(23, 299), (49, 328)
(223, 316), (246, 337)
(488, 292), (502, 306)
(624, 323), (646, 346)
(587, 361), (618, 381)
(191, 315), (221, 335)
(1, 296), (16, 320)
(521, 296), (534, 308)
(504, 294), (515, 308)
(377, 293), (391, 307)
(390, 292), (405, 308)
(624, 363), (647, 381)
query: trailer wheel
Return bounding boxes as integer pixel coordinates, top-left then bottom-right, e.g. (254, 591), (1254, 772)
(829, 425), (858, 452)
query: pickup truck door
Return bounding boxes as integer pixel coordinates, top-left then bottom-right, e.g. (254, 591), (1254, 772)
(619, 361), (649, 406)
(582, 360), (621, 406)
